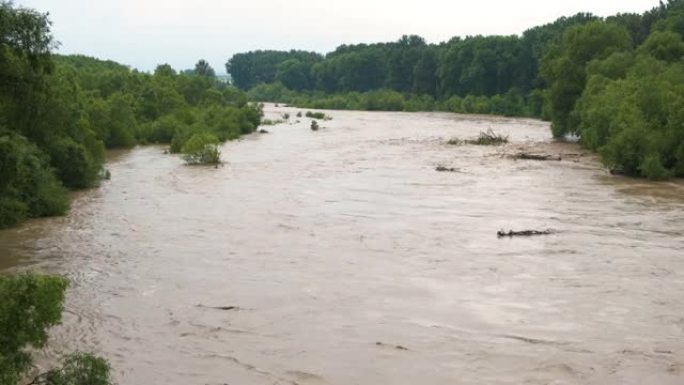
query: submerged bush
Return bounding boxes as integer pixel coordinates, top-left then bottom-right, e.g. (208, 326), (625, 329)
(305, 111), (330, 119)
(181, 132), (221, 165)
(261, 119), (286, 126)
(448, 129), (509, 146)
(467, 129), (509, 145)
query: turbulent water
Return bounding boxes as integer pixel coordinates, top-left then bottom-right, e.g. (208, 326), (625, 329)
(2, 105), (684, 385)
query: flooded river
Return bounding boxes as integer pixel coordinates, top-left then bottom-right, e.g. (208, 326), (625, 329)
(2, 105), (684, 385)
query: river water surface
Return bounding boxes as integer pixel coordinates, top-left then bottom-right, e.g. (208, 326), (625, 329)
(1, 105), (684, 385)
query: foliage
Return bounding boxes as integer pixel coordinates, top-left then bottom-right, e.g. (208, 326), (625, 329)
(0, 273), (68, 385)
(448, 129), (509, 146)
(557, 2), (684, 178)
(181, 132), (221, 165)
(0, 273), (112, 385)
(193, 59), (216, 78)
(575, 53), (684, 178)
(0, 1), (260, 227)
(40, 353), (112, 385)
(230, 22), (599, 116)
(541, 21), (632, 137)
(0, 133), (70, 228)
(246, 82), (298, 102)
(467, 129), (509, 145)
(260, 119), (286, 126)
(305, 111), (330, 120)
(226, 50), (323, 90)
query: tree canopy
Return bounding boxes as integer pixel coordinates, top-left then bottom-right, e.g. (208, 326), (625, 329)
(0, 2), (261, 228)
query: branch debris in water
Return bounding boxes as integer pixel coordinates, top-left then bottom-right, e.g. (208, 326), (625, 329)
(497, 229), (555, 238)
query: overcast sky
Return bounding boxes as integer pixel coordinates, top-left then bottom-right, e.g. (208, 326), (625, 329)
(17, 0), (661, 73)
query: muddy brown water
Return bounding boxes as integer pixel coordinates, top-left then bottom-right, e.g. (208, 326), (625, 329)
(2, 105), (684, 385)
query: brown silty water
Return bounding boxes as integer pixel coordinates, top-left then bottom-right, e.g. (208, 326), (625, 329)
(1, 105), (684, 385)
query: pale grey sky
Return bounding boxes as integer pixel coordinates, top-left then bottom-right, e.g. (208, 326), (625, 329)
(18, 0), (661, 73)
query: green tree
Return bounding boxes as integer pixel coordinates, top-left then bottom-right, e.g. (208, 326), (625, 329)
(541, 21), (632, 137)
(275, 59), (312, 91)
(637, 30), (684, 62)
(0, 273), (113, 385)
(194, 59), (216, 78)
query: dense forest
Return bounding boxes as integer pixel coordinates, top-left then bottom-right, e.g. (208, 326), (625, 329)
(228, 0), (684, 178)
(0, 1), (261, 229)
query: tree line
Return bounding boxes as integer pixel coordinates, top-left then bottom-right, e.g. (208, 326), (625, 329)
(226, 14), (598, 105)
(0, 1), (261, 229)
(227, 0), (684, 178)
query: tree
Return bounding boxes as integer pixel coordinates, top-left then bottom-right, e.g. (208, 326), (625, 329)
(0, 133), (69, 228)
(541, 21), (632, 136)
(194, 59), (215, 78)
(275, 59), (312, 91)
(637, 30), (684, 62)
(226, 50), (322, 90)
(154, 63), (176, 77)
(0, 273), (112, 385)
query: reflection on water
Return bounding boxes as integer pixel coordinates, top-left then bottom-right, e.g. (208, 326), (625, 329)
(1, 106), (683, 385)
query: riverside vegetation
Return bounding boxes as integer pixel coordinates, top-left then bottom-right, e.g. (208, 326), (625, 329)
(0, 273), (112, 385)
(229, 0), (684, 179)
(1, 2), (259, 380)
(0, 1), (261, 229)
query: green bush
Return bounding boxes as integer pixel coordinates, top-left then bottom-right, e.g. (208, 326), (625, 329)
(640, 153), (673, 180)
(47, 137), (102, 189)
(0, 273), (68, 385)
(0, 273), (113, 385)
(0, 198), (28, 229)
(43, 352), (112, 385)
(181, 132), (221, 165)
(138, 115), (184, 144)
(0, 134), (70, 228)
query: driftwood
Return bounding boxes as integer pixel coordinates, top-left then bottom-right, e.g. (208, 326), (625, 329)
(435, 166), (459, 172)
(497, 229), (554, 238)
(376, 341), (409, 351)
(196, 304), (241, 311)
(513, 153), (561, 161)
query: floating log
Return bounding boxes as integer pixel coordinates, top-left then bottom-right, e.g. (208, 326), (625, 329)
(435, 166), (459, 172)
(513, 153), (561, 161)
(497, 229), (554, 238)
(376, 341), (409, 351)
(196, 304), (241, 311)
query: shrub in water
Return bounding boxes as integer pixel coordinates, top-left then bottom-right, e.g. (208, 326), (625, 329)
(305, 111), (327, 119)
(181, 132), (221, 165)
